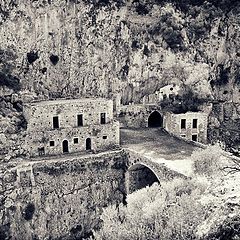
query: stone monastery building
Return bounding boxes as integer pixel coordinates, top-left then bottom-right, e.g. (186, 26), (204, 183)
(23, 98), (120, 157)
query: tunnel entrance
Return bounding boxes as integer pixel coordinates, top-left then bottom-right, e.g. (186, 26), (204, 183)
(127, 164), (160, 194)
(148, 111), (163, 128)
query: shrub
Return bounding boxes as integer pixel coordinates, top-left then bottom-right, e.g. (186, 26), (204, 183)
(0, 72), (21, 91)
(192, 145), (223, 176)
(94, 179), (207, 240)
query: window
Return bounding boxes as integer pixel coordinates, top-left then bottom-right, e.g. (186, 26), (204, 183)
(77, 114), (83, 127)
(192, 134), (198, 142)
(181, 119), (186, 129)
(50, 141), (55, 147)
(192, 119), (198, 129)
(74, 138), (79, 144)
(53, 116), (59, 129)
(100, 113), (106, 124)
(103, 136), (107, 139)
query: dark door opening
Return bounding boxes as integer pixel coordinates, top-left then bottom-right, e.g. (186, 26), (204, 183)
(148, 111), (163, 128)
(86, 138), (91, 151)
(38, 147), (45, 156)
(62, 140), (69, 153)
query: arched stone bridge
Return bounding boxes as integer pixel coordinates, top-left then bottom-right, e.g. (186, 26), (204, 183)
(125, 149), (187, 193)
(121, 128), (199, 193)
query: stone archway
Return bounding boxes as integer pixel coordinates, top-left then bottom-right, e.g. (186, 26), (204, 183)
(148, 111), (163, 128)
(62, 140), (69, 153)
(127, 163), (160, 194)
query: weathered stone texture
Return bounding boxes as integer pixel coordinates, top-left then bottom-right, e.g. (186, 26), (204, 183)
(0, 0), (240, 153)
(23, 98), (120, 157)
(164, 111), (209, 143)
(0, 150), (128, 239)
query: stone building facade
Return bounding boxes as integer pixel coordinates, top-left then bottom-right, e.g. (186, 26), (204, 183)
(142, 84), (181, 105)
(163, 111), (208, 143)
(23, 98), (120, 157)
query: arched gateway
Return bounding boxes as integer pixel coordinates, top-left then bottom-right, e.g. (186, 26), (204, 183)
(148, 111), (163, 128)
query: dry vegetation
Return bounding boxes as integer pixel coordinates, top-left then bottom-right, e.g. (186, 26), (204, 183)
(92, 145), (240, 240)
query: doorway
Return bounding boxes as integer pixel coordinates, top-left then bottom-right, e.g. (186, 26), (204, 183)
(62, 140), (69, 153)
(148, 111), (163, 128)
(86, 138), (91, 151)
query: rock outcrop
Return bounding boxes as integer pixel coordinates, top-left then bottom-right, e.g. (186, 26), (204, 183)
(0, 0), (240, 154)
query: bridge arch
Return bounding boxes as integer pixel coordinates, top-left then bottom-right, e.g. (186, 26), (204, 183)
(126, 162), (160, 194)
(148, 110), (163, 128)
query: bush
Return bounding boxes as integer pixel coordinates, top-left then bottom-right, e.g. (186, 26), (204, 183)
(0, 72), (21, 91)
(192, 145), (223, 176)
(94, 179), (207, 240)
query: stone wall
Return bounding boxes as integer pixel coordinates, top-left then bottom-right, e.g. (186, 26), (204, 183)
(118, 104), (163, 128)
(23, 98), (120, 157)
(0, 150), (128, 240)
(164, 111), (208, 143)
(24, 98), (114, 131)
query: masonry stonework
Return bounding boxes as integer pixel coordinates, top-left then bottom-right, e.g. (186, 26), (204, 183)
(0, 150), (128, 240)
(163, 111), (208, 143)
(118, 104), (163, 128)
(23, 98), (120, 157)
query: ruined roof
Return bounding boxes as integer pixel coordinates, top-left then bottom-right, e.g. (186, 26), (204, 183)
(26, 98), (111, 106)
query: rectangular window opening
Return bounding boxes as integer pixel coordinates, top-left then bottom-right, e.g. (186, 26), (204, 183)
(192, 134), (198, 142)
(103, 136), (107, 139)
(50, 141), (55, 147)
(181, 119), (186, 129)
(193, 119), (198, 129)
(77, 114), (83, 127)
(53, 116), (59, 129)
(74, 138), (79, 144)
(100, 113), (106, 124)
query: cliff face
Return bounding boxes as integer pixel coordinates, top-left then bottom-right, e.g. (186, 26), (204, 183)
(0, 0), (240, 153)
(0, 150), (128, 239)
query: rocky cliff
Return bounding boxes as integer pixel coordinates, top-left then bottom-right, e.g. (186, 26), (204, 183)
(0, 0), (240, 154)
